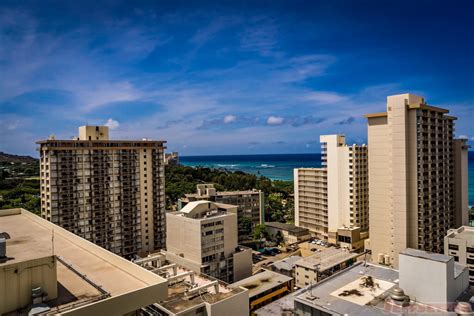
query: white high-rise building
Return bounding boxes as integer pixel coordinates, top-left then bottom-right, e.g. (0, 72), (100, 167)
(294, 135), (368, 249)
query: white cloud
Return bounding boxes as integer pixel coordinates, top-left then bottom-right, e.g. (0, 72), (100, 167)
(267, 116), (284, 125)
(105, 118), (120, 130)
(223, 115), (237, 123)
(303, 91), (346, 104)
(458, 135), (469, 139)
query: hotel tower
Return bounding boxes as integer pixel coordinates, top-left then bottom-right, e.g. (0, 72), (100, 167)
(294, 135), (369, 250)
(365, 93), (468, 267)
(37, 125), (166, 258)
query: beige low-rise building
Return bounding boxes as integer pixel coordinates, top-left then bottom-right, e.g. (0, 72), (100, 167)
(229, 269), (293, 312)
(37, 125), (166, 258)
(165, 201), (252, 283)
(294, 134), (368, 249)
(0, 208), (168, 315)
(365, 94), (468, 267)
(265, 222), (311, 245)
(445, 226), (474, 286)
(179, 184), (265, 241)
(293, 247), (359, 288)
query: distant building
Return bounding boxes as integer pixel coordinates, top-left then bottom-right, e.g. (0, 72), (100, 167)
(293, 247), (359, 288)
(37, 125), (166, 258)
(0, 208), (168, 315)
(293, 248), (471, 315)
(365, 94), (469, 267)
(269, 256), (303, 278)
(229, 269), (293, 312)
(164, 151), (179, 166)
(265, 222), (311, 245)
(179, 184), (265, 241)
(165, 201), (252, 283)
(294, 134), (368, 249)
(134, 253), (249, 316)
(445, 226), (474, 286)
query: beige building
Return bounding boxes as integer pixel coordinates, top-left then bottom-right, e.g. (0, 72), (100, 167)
(179, 184), (265, 241)
(294, 135), (368, 248)
(293, 247), (358, 288)
(37, 125), (166, 258)
(229, 269), (293, 312)
(0, 208), (168, 315)
(454, 139), (470, 228)
(165, 201), (252, 283)
(134, 253), (250, 316)
(445, 226), (474, 286)
(265, 222), (311, 245)
(365, 94), (468, 267)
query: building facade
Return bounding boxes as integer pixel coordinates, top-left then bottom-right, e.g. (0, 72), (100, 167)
(165, 201), (252, 283)
(37, 125), (166, 258)
(294, 135), (368, 247)
(179, 184), (265, 241)
(366, 94), (468, 267)
(445, 226), (474, 286)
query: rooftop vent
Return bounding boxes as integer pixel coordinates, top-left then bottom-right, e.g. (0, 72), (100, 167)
(386, 287), (409, 307)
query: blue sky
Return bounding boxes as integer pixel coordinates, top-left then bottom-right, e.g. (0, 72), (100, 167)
(0, 0), (473, 156)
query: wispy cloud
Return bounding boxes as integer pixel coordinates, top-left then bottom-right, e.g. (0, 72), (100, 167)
(335, 116), (356, 125)
(105, 118), (120, 130)
(267, 116), (284, 125)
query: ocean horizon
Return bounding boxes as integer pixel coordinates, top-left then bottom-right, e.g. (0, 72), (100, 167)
(181, 152), (474, 206)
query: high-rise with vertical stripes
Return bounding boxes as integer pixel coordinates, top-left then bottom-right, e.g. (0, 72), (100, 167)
(365, 93), (468, 267)
(37, 125), (166, 258)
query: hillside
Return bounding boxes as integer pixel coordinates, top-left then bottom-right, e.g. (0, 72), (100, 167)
(0, 152), (38, 164)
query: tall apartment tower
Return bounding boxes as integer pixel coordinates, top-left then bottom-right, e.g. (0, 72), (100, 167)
(365, 93), (468, 267)
(294, 135), (368, 249)
(37, 125), (166, 258)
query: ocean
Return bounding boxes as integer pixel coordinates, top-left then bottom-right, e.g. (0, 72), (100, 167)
(181, 152), (474, 205)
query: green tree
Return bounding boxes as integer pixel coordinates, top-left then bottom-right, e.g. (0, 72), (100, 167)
(253, 224), (268, 240)
(274, 230), (284, 246)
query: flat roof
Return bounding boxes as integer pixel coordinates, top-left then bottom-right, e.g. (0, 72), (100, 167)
(447, 226), (474, 241)
(0, 208), (167, 313)
(293, 262), (459, 315)
(295, 248), (358, 271)
(229, 270), (292, 298)
(185, 189), (261, 199)
(400, 248), (452, 263)
(364, 112), (387, 118)
(271, 256), (303, 271)
(266, 222), (309, 234)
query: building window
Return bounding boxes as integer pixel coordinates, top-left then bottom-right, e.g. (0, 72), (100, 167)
(454, 256), (459, 262)
(448, 244), (459, 251)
